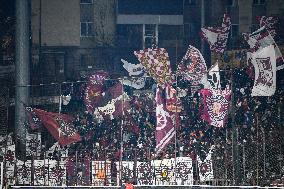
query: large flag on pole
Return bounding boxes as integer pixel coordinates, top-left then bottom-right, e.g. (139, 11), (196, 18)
(257, 16), (278, 38)
(134, 48), (174, 87)
(32, 108), (81, 146)
(155, 87), (179, 155)
(121, 59), (144, 76)
(251, 45), (276, 96)
(177, 45), (208, 94)
(244, 26), (284, 70)
(200, 14), (231, 54)
(200, 88), (231, 128)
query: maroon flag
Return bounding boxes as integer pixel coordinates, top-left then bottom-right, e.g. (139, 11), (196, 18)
(200, 88), (231, 128)
(257, 16), (278, 38)
(134, 48), (174, 87)
(25, 106), (43, 130)
(244, 26), (284, 70)
(200, 14), (231, 54)
(155, 87), (180, 154)
(165, 85), (182, 113)
(32, 108), (81, 146)
(84, 71), (109, 114)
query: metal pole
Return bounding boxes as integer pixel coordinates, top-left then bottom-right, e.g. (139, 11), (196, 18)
(230, 70), (241, 185)
(119, 79), (124, 186)
(15, 0), (30, 159)
(201, 0), (205, 55)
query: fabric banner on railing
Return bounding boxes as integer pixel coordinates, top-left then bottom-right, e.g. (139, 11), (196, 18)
(136, 161), (154, 185)
(34, 160), (46, 186)
(4, 145), (15, 186)
(26, 133), (41, 158)
(47, 160), (66, 186)
(116, 161), (134, 185)
(153, 158), (175, 185)
(16, 160), (32, 185)
(198, 151), (214, 182)
(91, 161), (112, 186)
(175, 157), (194, 185)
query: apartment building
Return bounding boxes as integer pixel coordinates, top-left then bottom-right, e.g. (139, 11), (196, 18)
(30, 0), (284, 83)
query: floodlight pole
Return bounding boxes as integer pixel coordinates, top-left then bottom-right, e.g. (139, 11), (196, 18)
(15, 0), (30, 159)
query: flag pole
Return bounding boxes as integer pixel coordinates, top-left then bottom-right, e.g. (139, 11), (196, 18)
(119, 78), (124, 186)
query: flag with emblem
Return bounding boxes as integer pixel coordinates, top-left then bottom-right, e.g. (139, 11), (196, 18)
(200, 88), (231, 127)
(84, 71), (109, 114)
(134, 48), (174, 87)
(251, 45), (276, 96)
(32, 108), (81, 146)
(177, 45), (208, 94)
(153, 158), (175, 185)
(198, 150), (214, 182)
(91, 161), (112, 186)
(200, 14), (231, 54)
(257, 16), (278, 38)
(155, 87), (179, 155)
(244, 26), (284, 70)
(25, 106), (43, 130)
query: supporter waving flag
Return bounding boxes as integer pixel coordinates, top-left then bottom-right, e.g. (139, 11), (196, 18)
(251, 45), (276, 96)
(244, 26), (284, 70)
(134, 48), (174, 87)
(31, 108), (81, 146)
(200, 14), (231, 54)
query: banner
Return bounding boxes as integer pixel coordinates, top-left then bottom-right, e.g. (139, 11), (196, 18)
(198, 151), (214, 182)
(16, 160), (32, 185)
(136, 161), (154, 185)
(251, 45), (276, 96)
(47, 160), (66, 186)
(34, 160), (46, 186)
(153, 158), (175, 185)
(91, 161), (112, 186)
(26, 133), (41, 157)
(175, 157), (194, 185)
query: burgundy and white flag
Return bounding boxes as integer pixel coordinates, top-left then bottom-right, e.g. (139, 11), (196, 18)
(206, 62), (221, 90)
(200, 14), (231, 54)
(134, 48), (174, 87)
(257, 16), (278, 38)
(165, 85), (182, 113)
(198, 150), (214, 182)
(200, 88), (231, 127)
(251, 45), (276, 96)
(84, 71), (109, 114)
(244, 26), (284, 70)
(155, 88), (179, 155)
(121, 59), (144, 76)
(177, 45), (207, 94)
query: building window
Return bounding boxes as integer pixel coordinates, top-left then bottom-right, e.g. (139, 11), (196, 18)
(80, 22), (93, 37)
(80, 0), (93, 4)
(253, 0), (265, 5)
(143, 24), (158, 48)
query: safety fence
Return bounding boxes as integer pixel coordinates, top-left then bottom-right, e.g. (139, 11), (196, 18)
(2, 75), (284, 188)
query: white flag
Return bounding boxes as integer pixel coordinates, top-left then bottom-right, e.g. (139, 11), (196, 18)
(207, 62), (221, 89)
(251, 45), (276, 96)
(121, 77), (146, 89)
(121, 59), (144, 76)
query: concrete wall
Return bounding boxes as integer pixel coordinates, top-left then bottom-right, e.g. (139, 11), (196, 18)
(238, 0), (253, 33)
(31, 0), (80, 47)
(93, 0), (117, 46)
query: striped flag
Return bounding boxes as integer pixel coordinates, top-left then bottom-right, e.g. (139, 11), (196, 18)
(155, 87), (179, 155)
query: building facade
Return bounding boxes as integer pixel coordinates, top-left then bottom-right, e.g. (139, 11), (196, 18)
(30, 0), (284, 84)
